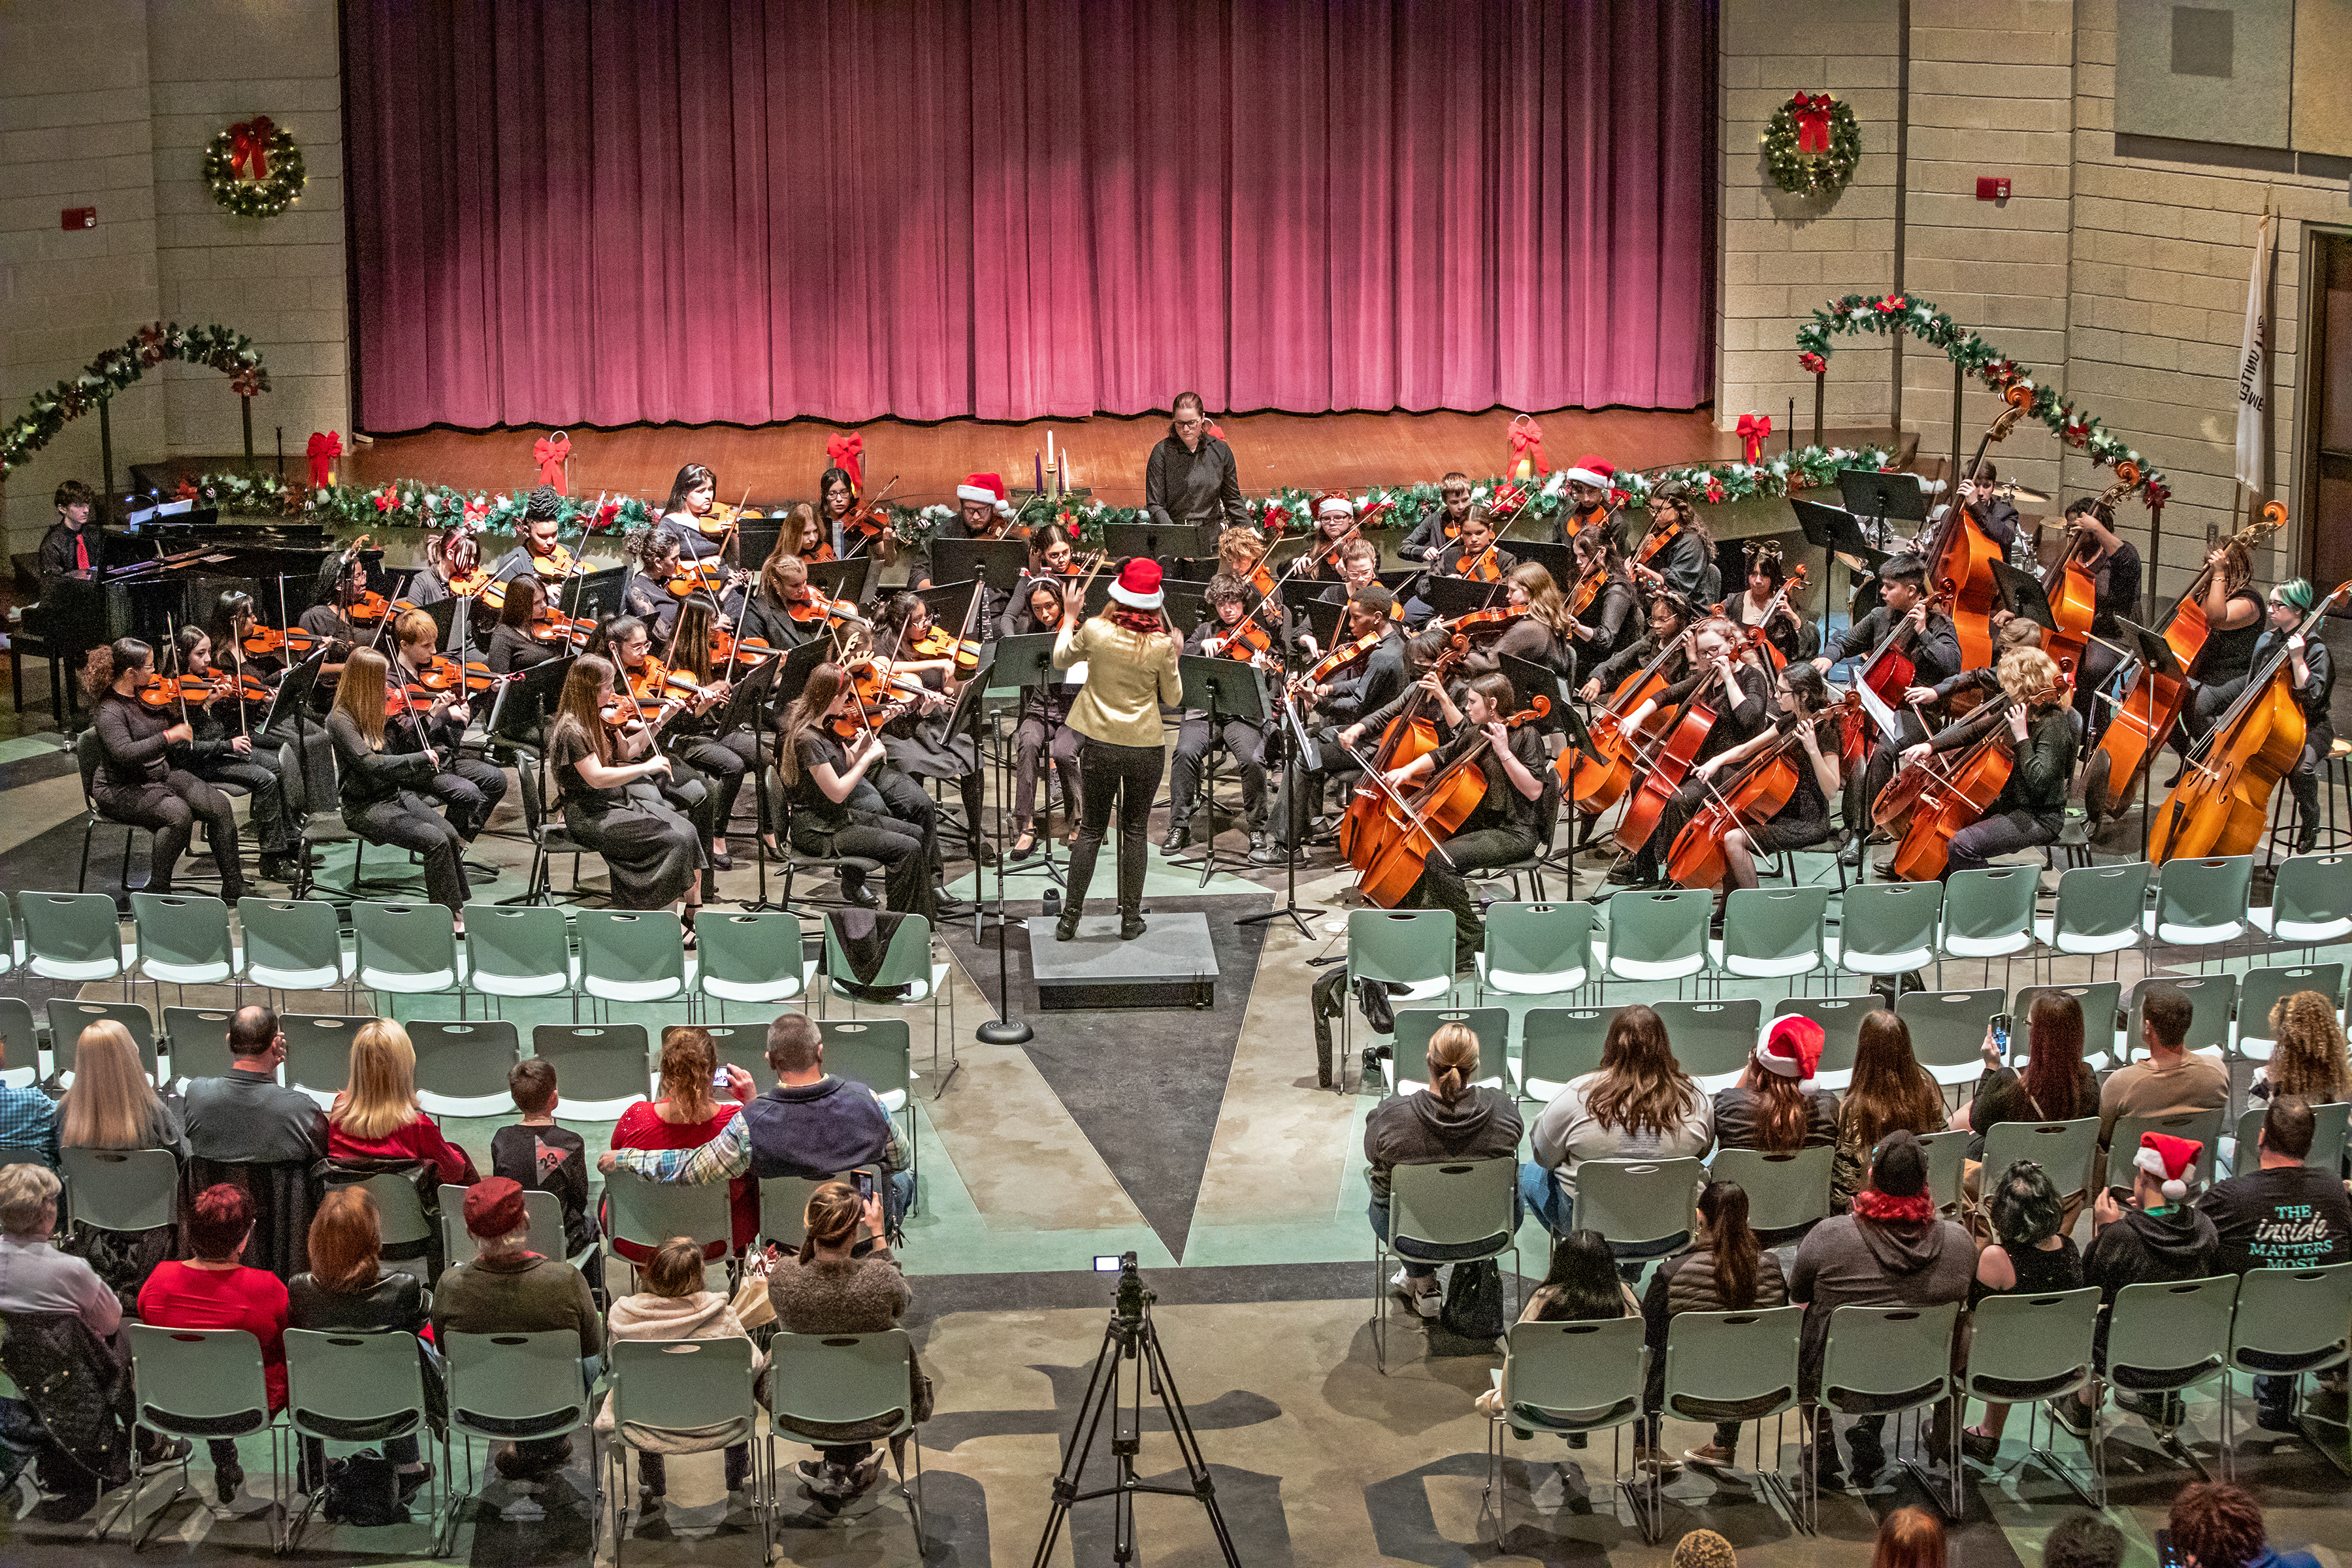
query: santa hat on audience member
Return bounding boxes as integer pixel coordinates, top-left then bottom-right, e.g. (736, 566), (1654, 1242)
(956, 472), (1014, 517)
(1754, 1015), (1824, 1091)
(1109, 557), (1165, 610)
(1562, 454), (1616, 491)
(2133, 1132), (2202, 1203)
(1315, 491), (1356, 521)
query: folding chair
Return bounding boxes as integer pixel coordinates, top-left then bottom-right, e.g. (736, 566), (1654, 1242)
(1518, 1005), (1621, 1101)
(1706, 1145), (1833, 1245)
(1576, 1156), (1702, 1265)
(821, 913), (955, 1096)
(1474, 901), (1597, 1005)
(1602, 888), (1711, 994)
(1771, 994), (1878, 1092)
(118, 1324), (289, 1550)
(2221, 1264), (2352, 1477)
(408, 1017), (522, 1117)
(2232, 962), (2344, 1064)
(45, 997), (158, 1086)
(1371, 1157), (1520, 1373)
(1938, 866), (2039, 988)
(20, 889), (131, 988)
(576, 908), (692, 1019)
(161, 1005), (237, 1089)
(2122, 972), (2234, 1066)
(1895, 986), (2004, 1088)
(60, 1146), (178, 1233)
(530, 1023), (653, 1119)
(460, 903), (576, 1015)
(2105, 1107), (2225, 1195)
(2230, 1102), (2351, 1177)
(2033, 861), (2148, 982)
(2249, 852), (2352, 958)
(1829, 881), (1942, 988)
(129, 891), (238, 1010)
(603, 1168), (736, 1274)
(2144, 855), (2254, 971)
(0, 997), (36, 1090)
(2014, 980), (2122, 1072)
(696, 909), (816, 1019)
(237, 895), (357, 1004)
(604, 1338), (768, 1562)
(1709, 885), (1830, 995)
(2099, 1274), (2240, 1481)
(1959, 1286), (2102, 1505)
(282, 1011), (369, 1107)
(283, 1327), (447, 1548)
(352, 900), (467, 1010)
(1650, 996), (1763, 1088)
(440, 1330), (599, 1556)
(1483, 1316), (1656, 1543)
(765, 1329), (926, 1547)
(1978, 1117), (2102, 1213)
(1662, 1305), (1810, 1532)
(1384, 1006), (1511, 1095)
(1818, 1301), (1963, 1516)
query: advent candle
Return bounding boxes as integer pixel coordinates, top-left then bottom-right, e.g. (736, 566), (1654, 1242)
(1061, 451), (1071, 494)
(1035, 451), (1044, 495)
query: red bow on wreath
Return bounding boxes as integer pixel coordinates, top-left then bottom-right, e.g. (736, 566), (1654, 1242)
(533, 433), (572, 493)
(825, 432), (864, 491)
(1737, 413), (1772, 465)
(229, 117), (274, 180)
(305, 430), (341, 487)
(1789, 93), (1835, 156)
(1507, 414), (1550, 476)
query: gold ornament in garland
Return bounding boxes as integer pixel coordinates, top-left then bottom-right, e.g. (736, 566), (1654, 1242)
(1761, 90), (1860, 199)
(203, 116), (305, 219)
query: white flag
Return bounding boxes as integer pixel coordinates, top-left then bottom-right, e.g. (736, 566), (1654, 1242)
(2234, 211), (2274, 492)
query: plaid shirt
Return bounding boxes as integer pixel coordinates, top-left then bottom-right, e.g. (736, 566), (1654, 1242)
(0, 1085), (60, 1168)
(605, 1079), (906, 1185)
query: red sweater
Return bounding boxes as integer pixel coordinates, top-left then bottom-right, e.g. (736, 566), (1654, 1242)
(138, 1262), (291, 1409)
(329, 1114), (480, 1188)
(612, 1100), (753, 1254)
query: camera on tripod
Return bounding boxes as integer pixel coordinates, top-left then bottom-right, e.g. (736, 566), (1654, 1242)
(1091, 1250), (1152, 1324)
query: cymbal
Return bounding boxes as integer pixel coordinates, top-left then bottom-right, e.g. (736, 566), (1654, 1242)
(2001, 483), (2053, 504)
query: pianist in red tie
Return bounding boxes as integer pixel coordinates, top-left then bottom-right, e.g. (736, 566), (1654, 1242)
(37, 479), (98, 581)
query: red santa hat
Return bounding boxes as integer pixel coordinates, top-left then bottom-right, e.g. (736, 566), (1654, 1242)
(1109, 557), (1164, 610)
(1562, 454), (1615, 491)
(1754, 1015), (1824, 1090)
(1315, 490), (1356, 520)
(2132, 1132), (2202, 1203)
(956, 472), (1014, 517)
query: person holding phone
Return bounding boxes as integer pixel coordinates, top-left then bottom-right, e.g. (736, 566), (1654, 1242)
(610, 1026), (757, 1260)
(762, 1179), (918, 1501)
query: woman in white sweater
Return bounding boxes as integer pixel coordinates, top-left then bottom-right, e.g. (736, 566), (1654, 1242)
(602, 1236), (767, 1520)
(1522, 1004), (1714, 1238)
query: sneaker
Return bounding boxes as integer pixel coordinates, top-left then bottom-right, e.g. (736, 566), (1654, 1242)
(1683, 1443), (1737, 1471)
(840, 1451), (887, 1499)
(139, 1436), (192, 1469)
(2046, 1396), (2095, 1441)
(2256, 1405), (2299, 1434)
(1390, 1267), (1442, 1319)
(1633, 1446), (1682, 1477)
(796, 1459), (847, 1499)
(397, 1463), (433, 1504)
(1845, 1441), (1885, 1488)
(1603, 862), (1652, 887)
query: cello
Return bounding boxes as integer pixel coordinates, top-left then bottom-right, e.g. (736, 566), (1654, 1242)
(1338, 635), (1471, 864)
(1929, 382), (2035, 672)
(1613, 627), (1765, 857)
(2083, 501), (2285, 819)
(1845, 581), (1956, 772)
(1877, 663), (2073, 882)
(2146, 578), (2352, 864)
(1666, 691), (1863, 889)
(1354, 695), (1551, 907)
(1558, 627), (1695, 816)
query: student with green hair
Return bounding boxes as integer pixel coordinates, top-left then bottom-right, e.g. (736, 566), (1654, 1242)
(2254, 578), (2335, 854)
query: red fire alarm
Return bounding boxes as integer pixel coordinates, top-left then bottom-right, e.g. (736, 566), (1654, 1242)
(61, 206), (95, 229)
(1975, 176), (2011, 203)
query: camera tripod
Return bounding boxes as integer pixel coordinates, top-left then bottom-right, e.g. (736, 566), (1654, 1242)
(1030, 1258), (1241, 1568)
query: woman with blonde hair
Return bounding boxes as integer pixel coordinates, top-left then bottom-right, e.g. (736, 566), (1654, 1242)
(1525, 1004), (1712, 1237)
(2252, 990), (2352, 1104)
(58, 1020), (181, 1153)
(326, 1019), (478, 1186)
(327, 645), (470, 918)
(612, 1026), (755, 1257)
(766, 1180), (917, 1501)
(1362, 1022), (1525, 1319)
(1898, 644), (2077, 876)
(1460, 562), (1576, 678)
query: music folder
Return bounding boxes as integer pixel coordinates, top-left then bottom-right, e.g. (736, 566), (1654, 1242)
(1837, 468), (1929, 524)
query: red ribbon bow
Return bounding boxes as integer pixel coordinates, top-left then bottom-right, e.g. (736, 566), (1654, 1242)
(1507, 414), (1550, 476)
(305, 430), (341, 487)
(1789, 92), (1834, 155)
(1737, 413), (1772, 465)
(228, 117), (274, 180)
(533, 433), (572, 493)
(825, 432), (864, 491)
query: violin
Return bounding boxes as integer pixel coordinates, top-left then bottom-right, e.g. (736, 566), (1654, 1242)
(445, 566), (491, 598)
(625, 655), (713, 706)
(1666, 693), (1861, 889)
(1569, 557), (1612, 618)
(529, 605), (595, 645)
(828, 659), (923, 741)
(838, 476), (900, 551)
(1450, 542), (1506, 583)
(139, 672), (267, 709)
(710, 630), (781, 668)
(1442, 603), (1527, 641)
(384, 680), (453, 723)
(599, 688), (683, 738)
(668, 557), (740, 600)
(691, 495), (754, 538)
(1355, 696), (1551, 907)
(531, 541), (581, 581)
(240, 623), (316, 659)
(786, 591), (866, 627)
(412, 652), (501, 696)
(1205, 616), (1275, 663)
(346, 587), (392, 624)
(1876, 665), (2074, 881)
(910, 623), (982, 679)
(1629, 510), (1684, 592)
(1298, 629), (1383, 687)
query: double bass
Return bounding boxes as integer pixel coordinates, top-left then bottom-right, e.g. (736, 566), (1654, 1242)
(1876, 664), (2073, 882)
(1354, 696), (1551, 907)
(2146, 578), (2352, 864)
(2040, 468), (2140, 679)
(1666, 692), (1863, 889)
(2084, 501), (2285, 819)
(1928, 382), (2035, 672)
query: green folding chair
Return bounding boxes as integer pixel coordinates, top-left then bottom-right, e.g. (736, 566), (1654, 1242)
(2123, 972), (2234, 1066)
(440, 1183), (575, 1271)
(1959, 1286), (2102, 1505)
(2248, 851), (2352, 957)
(2144, 855), (2254, 970)
(1709, 885), (1829, 994)
(1576, 1156), (1703, 1262)
(1517, 1005), (1621, 1102)
(2033, 861), (2148, 982)
(237, 895), (357, 1004)
(820, 1019), (914, 1115)
(1939, 866), (2038, 988)
(2100, 1275), (2239, 1480)
(20, 889), (131, 988)
(1474, 901), (1597, 1005)
(530, 1023), (654, 1119)
(408, 1017), (522, 1117)
(61, 1146), (177, 1233)
(0, 890), (16, 977)
(1372, 1157), (1520, 1373)
(1707, 1145), (1833, 1242)
(1829, 881), (1943, 988)
(130, 891), (238, 1009)
(350, 1169), (440, 1284)
(604, 1339), (767, 1561)
(440, 1330), (598, 1556)
(766, 1329), (926, 1547)
(1650, 996), (1762, 1086)
(702, 1022), (772, 1080)
(0, 996), (42, 1089)
(696, 909), (815, 1019)
(283, 1327), (447, 1548)
(282, 1011), (368, 1106)
(602, 1169), (734, 1272)
(1772, 994), (1878, 1091)
(1979, 1117), (2102, 1211)
(2221, 1264), (2352, 1477)
(461, 903), (576, 1015)
(576, 908), (692, 1017)
(1661, 1305), (1809, 1532)
(1895, 986), (2004, 1088)
(161, 1005), (238, 1088)
(757, 1172), (880, 1253)
(353, 900), (467, 1009)
(2106, 1105), (2225, 1193)
(46, 997), (159, 1086)
(1602, 887), (1711, 992)
(1918, 1127), (1969, 1216)
(2232, 962), (2344, 1063)
(1384, 1006), (1512, 1095)
(1819, 1301), (1963, 1517)
(2014, 980), (2122, 1072)
(1482, 1316), (1656, 1543)
(2230, 1101), (2351, 1177)
(118, 1324), (287, 1550)
(822, 913), (955, 1095)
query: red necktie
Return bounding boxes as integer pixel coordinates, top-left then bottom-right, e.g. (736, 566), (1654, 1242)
(74, 532), (89, 571)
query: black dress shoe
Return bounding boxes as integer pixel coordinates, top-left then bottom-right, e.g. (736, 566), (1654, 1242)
(1010, 832), (1039, 862)
(709, 849), (734, 871)
(1056, 907), (1083, 942)
(970, 840), (998, 866)
(1160, 823), (1192, 853)
(1120, 911), (1147, 941)
(1249, 838), (1283, 866)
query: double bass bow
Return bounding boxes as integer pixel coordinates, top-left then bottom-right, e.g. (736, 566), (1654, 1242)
(1338, 634), (1471, 864)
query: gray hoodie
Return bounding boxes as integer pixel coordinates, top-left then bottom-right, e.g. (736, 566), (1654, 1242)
(1364, 1085), (1524, 1201)
(1787, 1207), (1974, 1388)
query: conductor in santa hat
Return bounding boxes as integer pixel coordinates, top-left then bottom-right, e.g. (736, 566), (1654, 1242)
(1560, 453), (1624, 553)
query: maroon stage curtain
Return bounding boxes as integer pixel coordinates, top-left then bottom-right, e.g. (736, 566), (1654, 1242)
(344, 0), (1715, 431)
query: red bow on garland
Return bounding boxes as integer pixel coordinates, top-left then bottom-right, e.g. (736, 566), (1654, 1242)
(1789, 93), (1835, 155)
(305, 430), (341, 487)
(825, 431), (864, 491)
(228, 117), (274, 180)
(1507, 414), (1550, 476)
(533, 433), (572, 493)
(1737, 413), (1772, 465)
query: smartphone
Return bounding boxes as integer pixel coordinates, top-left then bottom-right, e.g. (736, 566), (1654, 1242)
(1990, 1013), (2012, 1056)
(855, 1171), (875, 1203)
(712, 1069), (731, 1089)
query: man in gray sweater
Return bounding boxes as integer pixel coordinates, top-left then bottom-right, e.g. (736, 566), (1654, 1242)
(180, 1005), (327, 1166)
(1788, 1129), (1973, 1488)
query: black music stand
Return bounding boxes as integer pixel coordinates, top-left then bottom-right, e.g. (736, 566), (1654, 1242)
(736, 517), (784, 575)
(982, 632), (1070, 890)
(1791, 497), (1891, 645)
(1418, 574), (1511, 623)
(257, 647), (326, 746)
(1266, 534), (1313, 571)
(1375, 567), (1420, 593)
(1291, 593), (1344, 657)
(911, 580), (982, 652)
(703, 653), (785, 909)
(1160, 583), (1209, 641)
(1512, 539), (1579, 596)
(570, 565), (628, 625)
(1237, 678), (1324, 938)
(933, 539), (1028, 599)
(1837, 468), (1929, 551)
(804, 557), (874, 606)
(1168, 655), (1269, 888)
(1503, 650), (1600, 897)
(1102, 521), (1216, 566)
(1989, 559), (2057, 631)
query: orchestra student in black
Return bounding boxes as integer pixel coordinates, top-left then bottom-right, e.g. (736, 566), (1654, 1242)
(1561, 523), (1641, 674)
(2057, 496), (2143, 738)
(658, 463), (727, 564)
(1724, 540), (1807, 666)
(487, 576), (562, 676)
(1691, 662), (1844, 916)
(873, 592), (991, 865)
(776, 664), (938, 922)
(998, 575), (1083, 860)
(205, 589), (282, 727)
(1435, 506), (1515, 588)
(653, 596), (758, 870)
(1628, 485), (1716, 605)
(387, 609), (508, 844)
(1400, 472), (1476, 564)
(733, 552), (827, 654)
(84, 638), (249, 900)
(544, 655), (704, 921)
(1164, 575), (1271, 856)
(1460, 563), (1575, 678)
(1612, 617), (1774, 887)
(327, 648), (466, 919)
(172, 625), (299, 884)
(300, 546), (371, 688)
(623, 529), (689, 644)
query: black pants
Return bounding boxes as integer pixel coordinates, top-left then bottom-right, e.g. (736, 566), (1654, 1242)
(1842, 713), (1930, 843)
(192, 751), (293, 857)
(1944, 807), (2061, 876)
(2075, 634), (2125, 741)
(1013, 713), (1082, 827)
(423, 754), (506, 840)
(1068, 737), (1162, 916)
(2287, 725), (2335, 848)
(636, 1443), (750, 1496)
(97, 770), (242, 891)
(1271, 720), (1352, 847)
(347, 791), (467, 913)
(1169, 716), (1266, 830)
(1630, 780), (1707, 879)
(568, 785), (702, 910)
(2175, 674), (2248, 756)
(867, 766), (944, 880)
(670, 730), (757, 840)
(1405, 823), (1539, 963)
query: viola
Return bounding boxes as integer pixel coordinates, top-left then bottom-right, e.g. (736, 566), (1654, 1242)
(1339, 635), (1471, 866)
(1878, 667), (2074, 881)
(910, 623), (982, 679)
(412, 653), (500, 696)
(690, 497), (754, 538)
(1629, 511), (1684, 592)
(1205, 616), (1275, 663)
(2085, 497), (2285, 820)
(2148, 578), (2352, 864)
(445, 566), (491, 598)
(529, 605), (595, 645)
(625, 655), (711, 706)
(710, 630), (781, 668)
(1449, 542), (1506, 584)
(1667, 693), (1861, 889)
(838, 476), (901, 548)
(1558, 629), (1695, 817)
(1569, 559), (1611, 618)
(668, 557), (739, 600)
(240, 623), (316, 659)
(1356, 696), (1550, 907)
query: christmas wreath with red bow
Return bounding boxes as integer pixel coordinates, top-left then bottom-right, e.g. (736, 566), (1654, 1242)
(203, 116), (305, 219)
(1762, 90), (1860, 199)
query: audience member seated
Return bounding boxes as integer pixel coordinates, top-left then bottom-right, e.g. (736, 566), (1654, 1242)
(0, 1162), (185, 1519)
(1713, 1017), (1837, 1154)
(1364, 1022), (1523, 1322)
(610, 1026), (757, 1261)
(1961, 1158), (2083, 1460)
(1639, 1180), (1788, 1477)
(1475, 1230), (1642, 1450)
(2197, 1095), (2352, 1431)
(136, 1183), (290, 1510)
(600, 1013), (911, 1228)
(1872, 1506), (1946, 1568)
(2044, 1513), (2127, 1568)
(58, 1019), (185, 1303)
(1831, 1011), (1948, 1212)
(328, 1019), (480, 1188)
(1523, 1005), (1713, 1239)
(2099, 981), (2230, 1156)
(432, 1178), (601, 1484)
(0, 1037), (59, 1168)
(2052, 1132), (2221, 1437)
(1789, 1130), (1972, 1489)
(2248, 991), (2350, 1107)
(2169, 1480), (2322, 1568)
(765, 1179), (918, 1502)
(182, 1005), (329, 1166)
(601, 1235), (765, 1520)
(287, 1186), (434, 1503)
(491, 1059), (598, 1267)
(1952, 992), (2097, 1185)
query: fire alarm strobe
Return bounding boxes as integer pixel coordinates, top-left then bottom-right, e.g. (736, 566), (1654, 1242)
(1975, 176), (2011, 202)
(61, 207), (95, 229)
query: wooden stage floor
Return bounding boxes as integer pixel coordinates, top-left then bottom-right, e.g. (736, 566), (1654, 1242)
(344, 405), (1877, 510)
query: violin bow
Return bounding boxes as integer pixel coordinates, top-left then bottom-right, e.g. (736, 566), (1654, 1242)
(166, 613), (192, 730)
(840, 476), (901, 559)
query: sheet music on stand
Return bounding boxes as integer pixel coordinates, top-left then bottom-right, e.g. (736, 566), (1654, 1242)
(911, 579), (983, 645)
(804, 557), (874, 605)
(1100, 521), (1217, 566)
(933, 539), (1028, 596)
(1988, 559), (2059, 632)
(1160, 583), (1209, 641)
(259, 647), (327, 740)
(767, 638), (834, 711)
